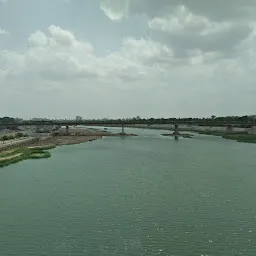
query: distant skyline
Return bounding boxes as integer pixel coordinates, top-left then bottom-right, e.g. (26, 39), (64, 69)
(1, 0), (256, 119)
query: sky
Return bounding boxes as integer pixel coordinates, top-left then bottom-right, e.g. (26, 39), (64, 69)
(0, 0), (256, 119)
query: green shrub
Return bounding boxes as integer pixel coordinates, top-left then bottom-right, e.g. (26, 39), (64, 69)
(0, 147), (52, 168)
(1, 135), (9, 141)
(15, 133), (24, 138)
(8, 135), (15, 140)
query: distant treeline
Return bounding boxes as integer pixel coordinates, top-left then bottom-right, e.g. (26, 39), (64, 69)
(87, 115), (255, 123)
(1, 115), (255, 127)
(78, 115), (255, 126)
(0, 117), (16, 124)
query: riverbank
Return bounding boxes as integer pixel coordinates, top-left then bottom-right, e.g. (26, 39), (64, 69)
(222, 134), (256, 143)
(197, 131), (256, 143)
(0, 136), (101, 168)
(0, 133), (138, 168)
(31, 135), (102, 147)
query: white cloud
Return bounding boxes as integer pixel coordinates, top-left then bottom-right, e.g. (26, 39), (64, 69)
(0, 28), (8, 35)
(235, 23), (256, 71)
(187, 49), (221, 65)
(1, 23), (256, 118)
(100, 0), (129, 20)
(148, 5), (232, 36)
(120, 37), (173, 63)
(100, 0), (256, 22)
(0, 0), (255, 118)
(100, 1), (252, 58)
(28, 31), (48, 47)
(1, 25), (170, 88)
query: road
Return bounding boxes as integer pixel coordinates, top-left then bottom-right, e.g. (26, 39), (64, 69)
(0, 137), (34, 149)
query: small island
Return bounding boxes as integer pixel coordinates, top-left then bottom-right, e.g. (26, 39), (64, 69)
(161, 133), (194, 138)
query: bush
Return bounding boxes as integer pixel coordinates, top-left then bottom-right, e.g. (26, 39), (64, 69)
(15, 133), (24, 138)
(1, 135), (9, 141)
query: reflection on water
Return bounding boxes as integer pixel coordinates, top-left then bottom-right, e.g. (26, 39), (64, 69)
(0, 128), (256, 255)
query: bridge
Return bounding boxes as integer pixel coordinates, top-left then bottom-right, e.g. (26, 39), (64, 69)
(1, 120), (256, 126)
(1, 120), (256, 136)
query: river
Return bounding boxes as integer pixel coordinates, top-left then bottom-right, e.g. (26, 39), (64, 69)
(0, 128), (255, 255)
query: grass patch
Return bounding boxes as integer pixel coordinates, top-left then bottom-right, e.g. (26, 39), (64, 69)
(0, 155), (25, 168)
(198, 131), (224, 136)
(0, 150), (16, 158)
(28, 144), (56, 150)
(29, 151), (51, 159)
(0, 147), (52, 168)
(222, 134), (256, 144)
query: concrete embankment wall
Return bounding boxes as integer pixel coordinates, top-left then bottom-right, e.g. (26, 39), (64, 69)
(248, 126), (256, 135)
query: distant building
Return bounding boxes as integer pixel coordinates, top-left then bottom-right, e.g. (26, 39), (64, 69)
(76, 116), (82, 121)
(15, 118), (23, 123)
(31, 118), (49, 121)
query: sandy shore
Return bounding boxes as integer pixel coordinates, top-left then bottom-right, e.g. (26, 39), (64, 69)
(29, 132), (137, 147)
(0, 136), (101, 153)
(0, 133), (138, 168)
(29, 135), (102, 147)
(0, 131), (138, 153)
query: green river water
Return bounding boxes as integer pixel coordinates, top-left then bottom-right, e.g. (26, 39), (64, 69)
(0, 128), (256, 256)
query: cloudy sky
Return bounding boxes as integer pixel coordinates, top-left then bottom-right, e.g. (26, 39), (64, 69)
(0, 0), (256, 119)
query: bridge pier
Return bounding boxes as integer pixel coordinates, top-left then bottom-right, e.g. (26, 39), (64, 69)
(173, 124), (180, 140)
(121, 124), (125, 135)
(66, 125), (69, 135)
(226, 125), (233, 134)
(173, 124), (179, 136)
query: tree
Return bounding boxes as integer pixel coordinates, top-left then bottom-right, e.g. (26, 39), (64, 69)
(0, 117), (16, 124)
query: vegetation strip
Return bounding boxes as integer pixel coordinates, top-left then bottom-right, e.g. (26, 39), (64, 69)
(0, 132), (28, 142)
(0, 146), (56, 168)
(222, 134), (256, 143)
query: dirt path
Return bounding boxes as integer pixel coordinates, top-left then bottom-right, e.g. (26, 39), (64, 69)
(0, 153), (22, 161)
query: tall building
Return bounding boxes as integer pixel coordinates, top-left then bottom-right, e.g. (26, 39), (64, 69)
(76, 116), (82, 121)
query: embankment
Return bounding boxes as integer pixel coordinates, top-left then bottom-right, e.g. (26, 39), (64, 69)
(0, 138), (38, 153)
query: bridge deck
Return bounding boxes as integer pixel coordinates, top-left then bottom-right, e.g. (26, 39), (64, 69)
(0, 121), (256, 127)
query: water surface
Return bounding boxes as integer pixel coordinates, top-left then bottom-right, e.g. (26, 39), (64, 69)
(0, 128), (256, 255)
